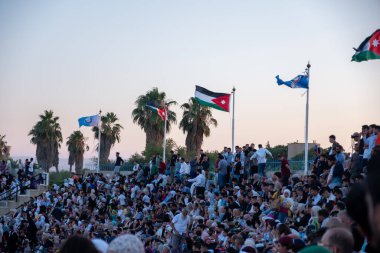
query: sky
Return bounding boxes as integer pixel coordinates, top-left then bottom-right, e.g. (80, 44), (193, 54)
(0, 0), (379, 163)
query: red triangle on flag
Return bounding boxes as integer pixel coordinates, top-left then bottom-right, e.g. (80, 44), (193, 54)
(212, 94), (230, 112)
(369, 30), (380, 55)
(157, 108), (166, 120)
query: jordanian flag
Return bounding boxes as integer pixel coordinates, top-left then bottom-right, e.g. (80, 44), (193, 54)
(352, 29), (380, 62)
(194, 85), (230, 112)
(145, 105), (166, 120)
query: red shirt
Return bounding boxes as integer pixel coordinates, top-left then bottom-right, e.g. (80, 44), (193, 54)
(281, 159), (291, 177)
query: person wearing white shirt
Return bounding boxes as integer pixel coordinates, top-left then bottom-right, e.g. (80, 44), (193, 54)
(132, 161), (140, 172)
(171, 208), (190, 252)
(179, 158), (190, 182)
(250, 144), (273, 177)
(188, 169), (206, 197)
(28, 158), (34, 176)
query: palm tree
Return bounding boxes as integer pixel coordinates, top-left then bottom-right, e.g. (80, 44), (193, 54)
(92, 112), (123, 163)
(29, 110), (63, 172)
(179, 97), (218, 154)
(131, 87), (177, 151)
(0, 134), (10, 160)
(66, 130), (89, 173)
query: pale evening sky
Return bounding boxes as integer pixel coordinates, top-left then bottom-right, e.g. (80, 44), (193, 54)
(0, 0), (379, 162)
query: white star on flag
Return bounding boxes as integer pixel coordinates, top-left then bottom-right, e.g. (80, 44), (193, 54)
(373, 39), (379, 47)
(221, 100), (225, 104)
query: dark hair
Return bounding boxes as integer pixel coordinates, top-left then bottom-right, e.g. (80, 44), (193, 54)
(327, 155), (336, 162)
(60, 236), (99, 253)
(346, 184), (371, 237)
(362, 125), (369, 130)
(258, 144), (263, 148)
(318, 209), (329, 218)
(329, 135), (336, 140)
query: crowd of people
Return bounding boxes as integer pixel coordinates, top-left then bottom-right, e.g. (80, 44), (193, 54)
(0, 124), (379, 253)
(0, 158), (39, 201)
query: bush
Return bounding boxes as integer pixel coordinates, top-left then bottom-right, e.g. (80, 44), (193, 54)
(49, 171), (71, 186)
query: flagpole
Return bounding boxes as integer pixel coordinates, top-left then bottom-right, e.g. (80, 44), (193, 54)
(163, 108), (167, 163)
(304, 63), (311, 175)
(232, 87), (236, 150)
(97, 109), (102, 173)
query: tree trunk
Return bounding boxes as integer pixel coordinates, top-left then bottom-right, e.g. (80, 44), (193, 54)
(75, 152), (84, 174)
(69, 164), (72, 173)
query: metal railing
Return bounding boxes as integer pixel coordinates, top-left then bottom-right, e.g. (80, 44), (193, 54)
(85, 159), (313, 173)
(0, 173), (48, 202)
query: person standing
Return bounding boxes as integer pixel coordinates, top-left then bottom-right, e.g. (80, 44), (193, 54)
(171, 208), (190, 253)
(278, 154), (291, 186)
(169, 150), (178, 183)
(250, 144), (273, 177)
(217, 154), (228, 190)
(114, 152), (124, 175)
(28, 158), (34, 177)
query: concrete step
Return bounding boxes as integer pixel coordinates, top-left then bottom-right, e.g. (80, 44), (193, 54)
(0, 207), (10, 216)
(7, 201), (19, 209)
(0, 201), (8, 207)
(18, 195), (32, 203)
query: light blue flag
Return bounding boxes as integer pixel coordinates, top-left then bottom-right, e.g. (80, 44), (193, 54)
(78, 114), (100, 127)
(276, 74), (309, 89)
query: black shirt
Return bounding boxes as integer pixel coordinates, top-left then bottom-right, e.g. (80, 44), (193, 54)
(115, 156), (124, 166)
(170, 154), (178, 166)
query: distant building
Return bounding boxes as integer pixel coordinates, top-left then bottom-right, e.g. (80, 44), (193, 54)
(288, 142), (318, 160)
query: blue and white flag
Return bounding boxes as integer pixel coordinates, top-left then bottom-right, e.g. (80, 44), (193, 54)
(276, 74), (309, 89)
(78, 114), (100, 127)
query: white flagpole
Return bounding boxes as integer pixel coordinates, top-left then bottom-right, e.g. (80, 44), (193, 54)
(304, 63), (311, 175)
(232, 87), (236, 150)
(163, 108), (167, 163)
(97, 109), (102, 173)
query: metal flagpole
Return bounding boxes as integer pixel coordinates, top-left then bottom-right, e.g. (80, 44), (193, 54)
(163, 108), (167, 163)
(232, 87), (236, 150)
(304, 63), (311, 175)
(97, 109), (102, 173)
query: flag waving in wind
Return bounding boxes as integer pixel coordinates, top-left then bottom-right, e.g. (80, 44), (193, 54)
(146, 105), (166, 120)
(352, 29), (380, 62)
(276, 74), (309, 89)
(194, 85), (230, 112)
(78, 114), (100, 127)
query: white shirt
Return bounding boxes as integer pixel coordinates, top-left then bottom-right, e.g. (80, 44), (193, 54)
(118, 194), (126, 206)
(179, 162), (190, 175)
(188, 173), (206, 187)
(364, 134), (377, 159)
(133, 164), (140, 172)
(251, 148), (272, 164)
(172, 213), (190, 235)
(29, 161), (34, 172)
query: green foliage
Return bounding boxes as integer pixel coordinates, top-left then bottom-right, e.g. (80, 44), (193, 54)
(267, 145), (288, 158)
(28, 110), (63, 171)
(143, 138), (178, 162)
(131, 87), (177, 150)
(205, 150), (219, 169)
(49, 171), (71, 186)
(127, 153), (146, 164)
(291, 147), (316, 160)
(179, 97), (217, 154)
(92, 112), (123, 163)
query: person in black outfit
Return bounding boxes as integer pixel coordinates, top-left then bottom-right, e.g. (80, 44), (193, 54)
(114, 152), (124, 175)
(169, 150), (177, 183)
